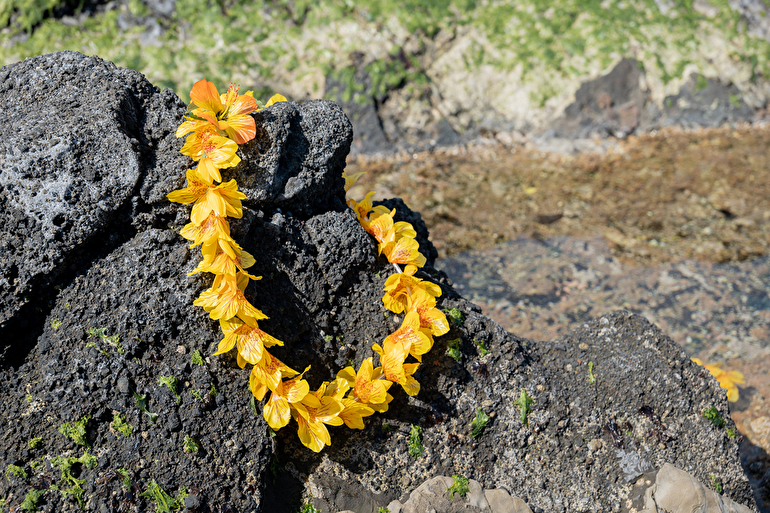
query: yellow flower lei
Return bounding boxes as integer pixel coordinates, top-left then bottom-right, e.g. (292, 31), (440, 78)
(169, 79), (449, 452)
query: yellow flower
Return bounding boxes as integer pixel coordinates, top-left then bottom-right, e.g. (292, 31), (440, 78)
(214, 317), (283, 367)
(382, 273), (442, 314)
(372, 331), (422, 396)
(180, 129), (241, 183)
(338, 398), (375, 429)
(407, 287), (449, 337)
(337, 357), (392, 405)
(249, 352), (299, 399)
(178, 80), (259, 145)
(372, 337), (409, 386)
(347, 192), (391, 232)
(292, 389), (345, 452)
(179, 212), (233, 248)
(347, 191), (376, 229)
(381, 236), (426, 269)
(692, 358), (745, 402)
(263, 368), (310, 430)
(188, 240), (257, 279)
(193, 272), (267, 321)
(319, 377), (351, 401)
(366, 366), (395, 412)
(383, 311), (433, 362)
(166, 170), (246, 226)
(367, 209), (396, 246)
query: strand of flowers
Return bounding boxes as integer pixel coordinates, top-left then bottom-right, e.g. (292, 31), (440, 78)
(169, 79), (449, 453)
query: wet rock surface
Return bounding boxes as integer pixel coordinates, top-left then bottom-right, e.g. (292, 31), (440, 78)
(0, 51), (759, 512)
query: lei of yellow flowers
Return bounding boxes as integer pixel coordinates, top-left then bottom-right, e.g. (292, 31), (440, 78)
(168, 80), (449, 452)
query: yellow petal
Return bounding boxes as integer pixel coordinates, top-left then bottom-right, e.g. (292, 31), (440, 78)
(401, 375), (421, 396)
(263, 392), (291, 430)
(723, 370), (745, 385)
(297, 415), (329, 453)
(190, 79), (223, 114)
(265, 93), (287, 108)
(336, 366), (357, 386)
(342, 171), (365, 191)
(280, 374), (310, 405)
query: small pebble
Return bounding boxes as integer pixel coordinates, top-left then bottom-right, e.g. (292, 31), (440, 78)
(587, 439), (603, 451)
(117, 376), (130, 395)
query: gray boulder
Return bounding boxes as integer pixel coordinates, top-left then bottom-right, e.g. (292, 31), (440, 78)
(0, 50), (188, 349)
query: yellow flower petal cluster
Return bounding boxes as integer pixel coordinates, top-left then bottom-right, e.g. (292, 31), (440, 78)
(345, 171), (450, 398)
(692, 358), (745, 402)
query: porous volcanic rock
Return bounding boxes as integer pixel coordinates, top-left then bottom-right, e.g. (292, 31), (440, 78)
(0, 50), (189, 346)
(0, 51), (759, 513)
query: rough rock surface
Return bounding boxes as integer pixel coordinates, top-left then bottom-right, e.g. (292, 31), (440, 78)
(0, 49), (188, 346)
(0, 51), (759, 513)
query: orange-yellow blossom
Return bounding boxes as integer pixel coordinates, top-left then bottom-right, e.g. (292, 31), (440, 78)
(180, 129), (241, 183)
(263, 367), (310, 430)
(336, 363), (394, 413)
(347, 192), (391, 232)
(193, 272), (266, 321)
(249, 352), (299, 400)
(407, 287), (450, 337)
(215, 317), (283, 367)
(372, 335), (421, 397)
(347, 191), (376, 229)
(385, 311), (433, 362)
(188, 240), (257, 279)
(381, 236), (426, 269)
(372, 337), (409, 386)
(318, 377), (350, 401)
(180, 212), (233, 248)
(177, 80), (258, 144)
(339, 398), (375, 429)
(368, 212), (417, 251)
(366, 366), (395, 412)
(292, 388), (345, 452)
(692, 358), (745, 402)
(166, 170), (246, 226)
(337, 357), (391, 405)
(383, 273), (442, 314)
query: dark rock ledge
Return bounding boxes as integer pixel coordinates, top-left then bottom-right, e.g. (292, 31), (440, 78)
(0, 52), (758, 513)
